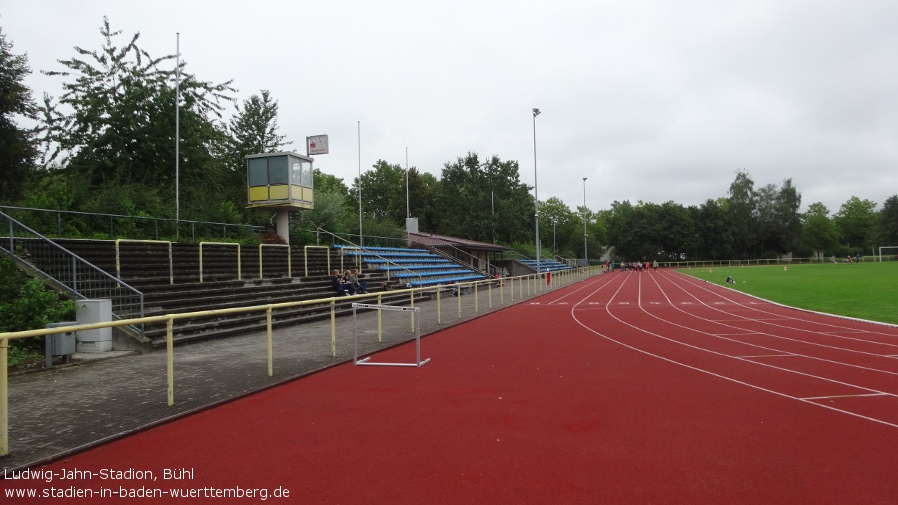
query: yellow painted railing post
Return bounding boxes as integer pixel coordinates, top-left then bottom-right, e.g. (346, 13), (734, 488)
(330, 300), (337, 357)
(488, 280), (493, 309)
(259, 244), (290, 279)
(1, 338), (8, 456)
(303, 246), (331, 277)
(437, 287), (442, 324)
(510, 277), (514, 302)
(377, 293), (383, 342)
(166, 318), (174, 406)
(199, 242), (242, 282)
(266, 307), (273, 377)
(457, 283), (462, 318)
(474, 282), (479, 313)
(117, 239), (173, 284)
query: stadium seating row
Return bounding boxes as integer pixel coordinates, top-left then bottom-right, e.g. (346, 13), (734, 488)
(335, 245), (486, 287)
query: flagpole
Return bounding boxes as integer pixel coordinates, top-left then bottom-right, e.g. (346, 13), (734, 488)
(358, 121), (363, 247)
(175, 33), (180, 238)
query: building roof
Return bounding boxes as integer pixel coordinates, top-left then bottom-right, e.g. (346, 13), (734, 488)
(408, 232), (509, 252)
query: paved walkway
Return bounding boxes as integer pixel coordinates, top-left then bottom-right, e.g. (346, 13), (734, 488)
(2, 278), (570, 471)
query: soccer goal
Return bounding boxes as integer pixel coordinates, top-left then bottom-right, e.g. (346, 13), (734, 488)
(352, 302), (431, 367)
(878, 246), (898, 262)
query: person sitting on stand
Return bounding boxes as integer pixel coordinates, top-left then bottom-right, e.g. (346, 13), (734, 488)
(348, 267), (368, 294)
(331, 269), (356, 296)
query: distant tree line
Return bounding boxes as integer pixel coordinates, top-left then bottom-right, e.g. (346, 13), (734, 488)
(1, 20), (896, 262)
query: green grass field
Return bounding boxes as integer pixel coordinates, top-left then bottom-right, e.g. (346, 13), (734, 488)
(679, 262), (898, 325)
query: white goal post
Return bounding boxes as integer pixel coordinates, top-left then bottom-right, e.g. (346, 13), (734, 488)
(878, 246), (898, 262)
(352, 303), (431, 367)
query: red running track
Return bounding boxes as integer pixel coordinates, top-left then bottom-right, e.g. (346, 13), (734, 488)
(3, 270), (898, 504)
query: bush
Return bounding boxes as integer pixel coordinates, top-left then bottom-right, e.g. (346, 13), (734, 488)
(1, 257), (76, 368)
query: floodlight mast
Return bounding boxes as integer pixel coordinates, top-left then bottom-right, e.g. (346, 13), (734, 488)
(532, 108), (541, 275)
(583, 177), (588, 263)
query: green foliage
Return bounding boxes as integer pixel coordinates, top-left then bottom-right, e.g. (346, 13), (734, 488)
(801, 202), (839, 256)
(227, 90), (291, 171)
(8, 17), (897, 264)
(1, 257), (76, 367)
(350, 160), (406, 222)
(693, 199), (734, 260)
(0, 26), (40, 204)
(436, 152), (533, 244)
(294, 191), (350, 236)
(40, 16), (235, 202)
(874, 195), (898, 246)
(682, 262), (898, 325)
(834, 196), (878, 250)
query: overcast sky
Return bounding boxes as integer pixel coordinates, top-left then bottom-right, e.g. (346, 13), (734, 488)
(5, 1), (897, 215)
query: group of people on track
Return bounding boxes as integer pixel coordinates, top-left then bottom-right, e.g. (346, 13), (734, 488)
(603, 260), (659, 273)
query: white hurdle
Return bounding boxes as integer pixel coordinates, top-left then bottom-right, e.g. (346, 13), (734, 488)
(352, 303), (431, 367)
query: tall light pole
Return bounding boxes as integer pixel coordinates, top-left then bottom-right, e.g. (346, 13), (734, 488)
(583, 177), (588, 264)
(532, 108), (541, 274)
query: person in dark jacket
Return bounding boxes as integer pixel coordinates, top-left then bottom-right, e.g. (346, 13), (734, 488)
(331, 269), (355, 296)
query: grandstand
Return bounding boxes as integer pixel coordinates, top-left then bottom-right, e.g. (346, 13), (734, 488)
(3, 208), (572, 352)
(336, 245), (487, 287)
(518, 257), (575, 273)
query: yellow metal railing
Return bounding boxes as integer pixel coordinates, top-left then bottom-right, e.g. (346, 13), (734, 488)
(199, 242), (241, 282)
(116, 239), (173, 284)
(304, 245), (331, 277)
(259, 244), (291, 278)
(0, 266), (594, 456)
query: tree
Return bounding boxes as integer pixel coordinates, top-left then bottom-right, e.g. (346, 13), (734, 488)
(223, 90), (291, 209)
(314, 169), (349, 196)
(605, 200), (651, 260)
(873, 195), (898, 247)
(755, 178), (802, 255)
(775, 178), (802, 254)
(541, 197), (578, 256)
(833, 196), (877, 251)
(656, 201), (698, 261)
(435, 152), (533, 244)
(40, 17), (236, 218)
(351, 160), (405, 221)
(0, 26), (39, 203)
(727, 169), (758, 258)
(694, 198), (733, 260)
(801, 202), (839, 258)
(228, 90), (289, 163)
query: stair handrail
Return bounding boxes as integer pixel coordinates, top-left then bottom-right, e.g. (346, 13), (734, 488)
(1, 211), (145, 335)
(315, 228), (423, 287)
(409, 235), (501, 278)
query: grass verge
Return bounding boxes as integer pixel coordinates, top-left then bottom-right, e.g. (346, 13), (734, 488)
(678, 262), (898, 325)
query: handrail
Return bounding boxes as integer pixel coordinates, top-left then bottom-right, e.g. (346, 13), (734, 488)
(316, 228), (423, 286)
(0, 265), (592, 456)
(303, 245), (331, 277)
(115, 239), (173, 284)
(259, 244), (291, 278)
(0, 205), (264, 240)
(423, 240), (499, 277)
(0, 210), (145, 333)
(199, 242), (241, 282)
